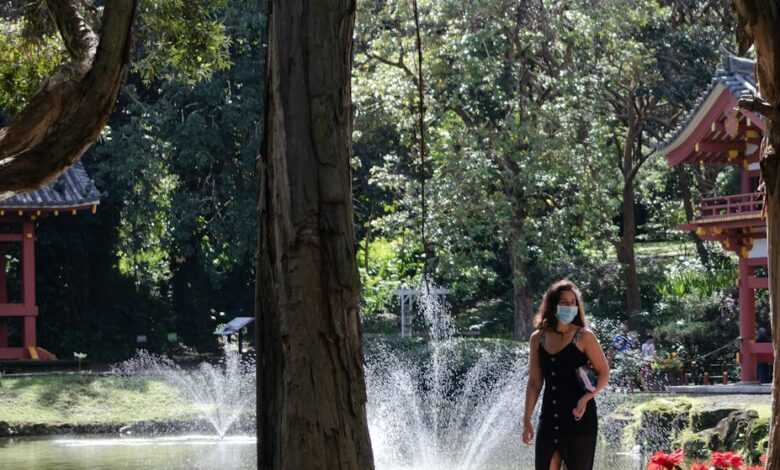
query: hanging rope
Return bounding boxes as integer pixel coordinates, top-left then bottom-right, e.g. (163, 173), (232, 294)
(410, 0), (429, 293)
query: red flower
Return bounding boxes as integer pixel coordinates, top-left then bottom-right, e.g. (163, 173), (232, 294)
(648, 449), (684, 469)
(689, 463), (708, 470)
(744, 466), (765, 470)
(710, 451), (744, 469)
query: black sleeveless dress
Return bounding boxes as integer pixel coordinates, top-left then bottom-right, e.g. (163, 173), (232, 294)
(536, 328), (598, 470)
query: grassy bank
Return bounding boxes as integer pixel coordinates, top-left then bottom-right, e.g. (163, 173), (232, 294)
(625, 394), (771, 420)
(0, 374), (199, 426)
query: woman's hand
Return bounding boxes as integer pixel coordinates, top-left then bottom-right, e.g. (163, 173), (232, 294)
(522, 417), (534, 445)
(573, 393), (593, 421)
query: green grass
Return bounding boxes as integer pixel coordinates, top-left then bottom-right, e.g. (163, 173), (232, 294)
(586, 240), (697, 262)
(0, 375), (201, 426)
(635, 241), (694, 258)
(615, 394), (771, 428)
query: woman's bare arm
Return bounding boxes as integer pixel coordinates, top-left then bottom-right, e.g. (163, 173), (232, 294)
(524, 330), (544, 423)
(582, 329), (610, 397)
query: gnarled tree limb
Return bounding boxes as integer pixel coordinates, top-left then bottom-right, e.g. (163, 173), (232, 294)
(0, 0), (137, 200)
(738, 94), (775, 117)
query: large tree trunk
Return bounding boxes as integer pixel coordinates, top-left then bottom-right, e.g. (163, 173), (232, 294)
(509, 219), (534, 339)
(733, 2), (780, 468)
(256, 1), (375, 469)
(619, 178), (642, 317)
(0, 0), (137, 198)
(677, 167), (710, 267)
(618, 121), (642, 320)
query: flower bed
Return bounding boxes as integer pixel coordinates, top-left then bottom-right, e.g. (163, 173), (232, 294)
(648, 449), (766, 470)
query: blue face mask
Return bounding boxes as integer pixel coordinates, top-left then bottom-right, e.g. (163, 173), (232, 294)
(556, 305), (578, 324)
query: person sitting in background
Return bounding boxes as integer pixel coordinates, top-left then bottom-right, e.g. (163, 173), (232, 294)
(607, 322), (636, 366)
(641, 336), (656, 362)
(640, 336), (656, 390)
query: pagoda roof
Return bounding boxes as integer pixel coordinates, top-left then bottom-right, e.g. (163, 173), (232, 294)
(659, 54), (765, 167)
(0, 161), (101, 210)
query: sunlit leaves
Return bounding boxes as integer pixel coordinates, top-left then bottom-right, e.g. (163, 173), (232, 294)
(0, 20), (65, 115)
(133, 0), (232, 85)
(0, 0), (232, 118)
(90, 1), (262, 290)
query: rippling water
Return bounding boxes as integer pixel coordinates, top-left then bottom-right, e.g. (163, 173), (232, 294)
(0, 435), (639, 470)
(0, 435), (257, 470)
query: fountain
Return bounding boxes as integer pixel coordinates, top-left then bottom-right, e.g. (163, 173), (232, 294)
(365, 283), (642, 470)
(0, 285), (652, 469)
(113, 350), (255, 438)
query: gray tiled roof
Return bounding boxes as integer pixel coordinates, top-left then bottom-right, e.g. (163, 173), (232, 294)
(0, 161), (101, 209)
(658, 54), (757, 150)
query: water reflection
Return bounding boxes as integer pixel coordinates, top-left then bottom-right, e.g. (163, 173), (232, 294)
(0, 435), (257, 470)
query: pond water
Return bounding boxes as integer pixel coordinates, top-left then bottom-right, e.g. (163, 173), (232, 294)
(0, 435), (641, 470)
(0, 435), (256, 470)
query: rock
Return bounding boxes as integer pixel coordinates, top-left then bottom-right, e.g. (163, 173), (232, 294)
(745, 417), (769, 465)
(0, 421), (15, 437)
(602, 412), (634, 448)
(680, 432), (709, 460)
(690, 407), (740, 432)
(636, 399), (692, 454)
(707, 409), (759, 451)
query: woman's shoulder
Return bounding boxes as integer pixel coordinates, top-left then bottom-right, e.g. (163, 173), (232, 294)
(575, 327), (598, 343)
(529, 328), (550, 344)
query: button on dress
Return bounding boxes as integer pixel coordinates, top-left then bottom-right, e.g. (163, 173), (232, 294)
(535, 328), (598, 470)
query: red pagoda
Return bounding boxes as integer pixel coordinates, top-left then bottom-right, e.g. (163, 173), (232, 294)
(0, 161), (100, 360)
(660, 54), (768, 383)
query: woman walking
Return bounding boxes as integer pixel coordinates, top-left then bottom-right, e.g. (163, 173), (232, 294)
(522, 280), (610, 470)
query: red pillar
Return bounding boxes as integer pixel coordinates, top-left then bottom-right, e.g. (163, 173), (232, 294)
(741, 167), (751, 193)
(0, 247), (6, 348)
(22, 221), (36, 349)
(739, 257), (757, 382)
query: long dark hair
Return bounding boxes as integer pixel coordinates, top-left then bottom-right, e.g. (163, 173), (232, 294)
(534, 279), (587, 331)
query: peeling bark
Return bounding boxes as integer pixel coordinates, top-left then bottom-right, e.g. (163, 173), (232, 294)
(733, 2), (780, 468)
(256, 1), (374, 469)
(0, 0), (136, 198)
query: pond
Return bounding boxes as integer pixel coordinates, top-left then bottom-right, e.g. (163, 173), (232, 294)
(0, 435), (641, 470)
(0, 435), (257, 470)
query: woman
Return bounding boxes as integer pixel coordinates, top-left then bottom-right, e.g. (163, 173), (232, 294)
(522, 279), (610, 470)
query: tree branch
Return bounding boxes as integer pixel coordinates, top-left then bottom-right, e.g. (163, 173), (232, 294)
(0, 0), (137, 199)
(364, 51), (416, 80)
(46, 0), (99, 70)
(738, 94), (776, 117)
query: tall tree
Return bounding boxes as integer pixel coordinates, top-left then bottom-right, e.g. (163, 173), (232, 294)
(0, 0), (137, 196)
(733, 2), (780, 468)
(354, 0), (618, 339)
(591, 0), (727, 322)
(257, 1), (375, 469)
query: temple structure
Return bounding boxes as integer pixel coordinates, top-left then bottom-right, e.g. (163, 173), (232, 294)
(660, 54), (769, 382)
(0, 161), (100, 360)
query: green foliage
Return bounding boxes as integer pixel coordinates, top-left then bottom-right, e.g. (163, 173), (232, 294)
(22, 0), (265, 359)
(652, 290), (739, 369)
(351, 0), (731, 338)
(0, 20), (64, 116)
(133, 0), (232, 85)
(0, 0), (233, 116)
(658, 260), (738, 300)
(359, 237), (418, 317)
(93, 0), (261, 291)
